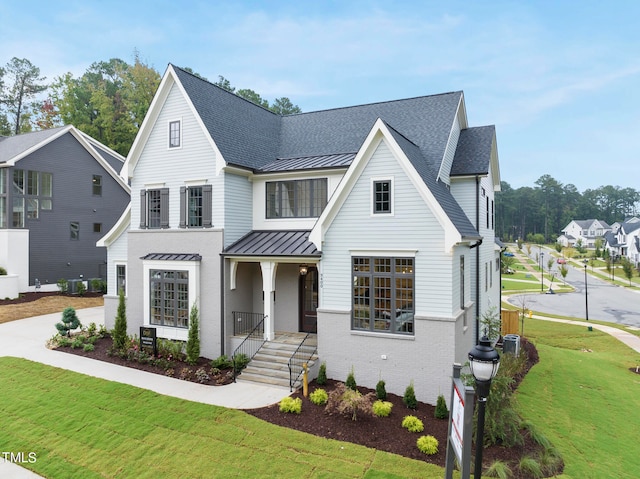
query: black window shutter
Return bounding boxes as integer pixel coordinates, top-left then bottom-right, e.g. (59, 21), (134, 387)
(160, 188), (170, 228)
(139, 190), (147, 228)
(203, 184), (213, 227)
(179, 186), (186, 228)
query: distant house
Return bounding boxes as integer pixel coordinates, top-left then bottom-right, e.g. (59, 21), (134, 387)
(100, 65), (501, 404)
(558, 219), (611, 248)
(606, 217), (640, 266)
(0, 126), (130, 297)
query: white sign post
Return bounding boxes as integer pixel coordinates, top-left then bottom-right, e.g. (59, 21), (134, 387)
(444, 364), (475, 479)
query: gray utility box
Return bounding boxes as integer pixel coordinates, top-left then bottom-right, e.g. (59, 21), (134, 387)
(503, 334), (521, 356)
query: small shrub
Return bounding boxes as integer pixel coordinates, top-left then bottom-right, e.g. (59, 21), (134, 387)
(403, 381), (417, 409)
(316, 361), (327, 385)
(55, 307), (81, 337)
(402, 415), (424, 433)
(309, 388), (328, 406)
(195, 367), (210, 384)
(416, 435), (439, 455)
(57, 336), (72, 348)
(71, 337), (84, 349)
(435, 394), (449, 419)
(76, 281), (86, 296)
(83, 343), (95, 352)
(165, 368), (175, 377)
(345, 367), (357, 391)
(485, 460), (512, 479)
(185, 304), (200, 365)
(57, 278), (68, 294)
(211, 354), (232, 369)
(179, 367), (193, 380)
(326, 382), (375, 421)
(372, 400), (393, 417)
(157, 339), (184, 361)
(233, 353), (250, 373)
(518, 456), (543, 479)
(375, 380), (387, 400)
(279, 397), (302, 414)
(86, 322), (98, 337)
(112, 289), (127, 351)
(0, 266), (7, 275)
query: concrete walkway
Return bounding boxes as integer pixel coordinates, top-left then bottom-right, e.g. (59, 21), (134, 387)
(0, 307), (293, 479)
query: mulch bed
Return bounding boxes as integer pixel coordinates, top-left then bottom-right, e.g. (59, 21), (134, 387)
(0, 291), (104, 305)
(53, 333), (554, 476)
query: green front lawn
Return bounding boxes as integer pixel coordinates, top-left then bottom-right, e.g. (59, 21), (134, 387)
(0, 357), (442, 479)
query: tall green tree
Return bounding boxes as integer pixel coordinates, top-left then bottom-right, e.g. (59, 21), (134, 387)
(0, 57), (48, 135)
(112, 288), (128, 351)
(185, 304), (200, 365)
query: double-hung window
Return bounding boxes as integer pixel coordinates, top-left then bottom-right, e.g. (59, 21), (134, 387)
(169, 120), (181, 148)
(352, 256), (414, 335)
(179, 184), (213, 228)
(140, 188), (169, 229)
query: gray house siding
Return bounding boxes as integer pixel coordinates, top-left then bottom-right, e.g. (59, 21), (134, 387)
(8, 132), (128, 286)
(223, 172), (253, 247)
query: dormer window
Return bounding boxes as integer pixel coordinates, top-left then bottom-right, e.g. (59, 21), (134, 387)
(266, 178), (327, 219)
(372, 178), (393, 215)
(169, 120), (181, 148)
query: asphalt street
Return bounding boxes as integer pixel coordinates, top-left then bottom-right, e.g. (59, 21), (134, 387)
(506, 248), (640, 329)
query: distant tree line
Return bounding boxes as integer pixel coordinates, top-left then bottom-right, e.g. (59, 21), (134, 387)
(0, 55), (301, 156)
(496, 174), (640, 243)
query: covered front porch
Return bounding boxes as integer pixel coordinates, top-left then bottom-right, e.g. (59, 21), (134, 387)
(222, 230), (322, 343)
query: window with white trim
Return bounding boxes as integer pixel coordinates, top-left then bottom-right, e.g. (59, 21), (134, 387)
(116, 264), (126, 295)
(372, 178), (393, 214)
(180, 184), (213, 228)
(169, 120), (181, 148)
(140, 188), (169, 229)
(352, 256), (414, 335)
(150, 270), (189, 328)
(266, 178), (327, 218)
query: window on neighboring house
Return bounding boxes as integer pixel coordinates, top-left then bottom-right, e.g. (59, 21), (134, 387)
(116, 264), (126, 295)
(92, 175), (102, 196)
(149, 270), (189, 328)
(41, 173), (52, 210)
(12, 197), (24, 227)
(486, 196), (490, 229)
(266, 178), (327, 218)
(460, 256), (465, 310)
(27, 171), (38, 195)
(169, 120), (181, 148)
(491, 200), (494, 230)
(373, 179), (392, 214)
(93, 223), (102, 233)
(0, 169), (5, 228)
(26, 198), (39, 220)
(179, 184), (213, 228)
(70, 221), (79, 240)
(140, 188), (169, 229)
(485, 262), (488, 291)
(352, 256), (414, 335)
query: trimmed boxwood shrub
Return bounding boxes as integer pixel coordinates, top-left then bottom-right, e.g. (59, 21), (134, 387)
(372, 400), (393, 417)
(417, 435), (439, 455)
(309, 388), (328, 406)
(402, 415), (424, 433)
(279, 397), (302, 414)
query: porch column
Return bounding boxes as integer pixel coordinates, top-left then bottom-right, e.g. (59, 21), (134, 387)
(260, 261), (278, 341)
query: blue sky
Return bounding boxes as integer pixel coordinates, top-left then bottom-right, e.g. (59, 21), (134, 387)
(2, 0), (639, 192)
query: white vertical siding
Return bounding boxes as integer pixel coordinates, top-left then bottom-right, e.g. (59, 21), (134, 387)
(438, 111), (461, 185)
(130, 83), (220, 230)
(320, 139), (456, 318)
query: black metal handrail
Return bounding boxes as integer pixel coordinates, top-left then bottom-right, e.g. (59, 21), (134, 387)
(232, 315), (267, 382)
(233, 311), (265, 336)
(288, 333), (317, 391)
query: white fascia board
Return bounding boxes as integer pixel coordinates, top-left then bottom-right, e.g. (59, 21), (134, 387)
(438, 94), (467, 183)
(490, 131), (501, 191)
(97, 203), (131, 247)
(310, 118), (461, 251)
(6, 125), (73, 166)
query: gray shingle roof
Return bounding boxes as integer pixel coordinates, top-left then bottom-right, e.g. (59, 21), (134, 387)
(0, 126), (67, 164)
(222, 230), (320, 257)
(450, 126), (496, 176)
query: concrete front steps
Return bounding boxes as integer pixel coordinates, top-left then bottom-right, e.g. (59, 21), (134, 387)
(236, 332), (317, 389)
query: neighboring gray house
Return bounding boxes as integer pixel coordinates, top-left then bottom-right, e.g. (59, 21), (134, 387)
(100, 65), (501, 404)
(0, 126), (130, 297)
(606, 216), (640, 266)
(558, 219), (611, 248)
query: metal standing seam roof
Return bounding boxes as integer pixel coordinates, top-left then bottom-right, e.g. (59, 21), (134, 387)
(258, 153), (356, 172)
(140, 253), (202, 261)
(222, 230), (321, 257)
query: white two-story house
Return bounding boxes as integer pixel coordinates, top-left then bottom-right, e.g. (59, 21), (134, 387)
(99, 65), (501, 404)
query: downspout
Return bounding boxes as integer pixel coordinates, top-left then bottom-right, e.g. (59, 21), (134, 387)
(220, 253), (225, 356)
(475, 175), (481, 345)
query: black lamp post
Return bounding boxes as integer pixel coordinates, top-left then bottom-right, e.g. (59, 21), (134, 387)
(583, 260), (592, 331)
(468, 337), (501, 479)
(540, 251), (545, 292)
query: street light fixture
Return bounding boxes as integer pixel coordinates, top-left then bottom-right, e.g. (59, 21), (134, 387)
(468, 337), (501, 479)
(540, 251), (545, 292)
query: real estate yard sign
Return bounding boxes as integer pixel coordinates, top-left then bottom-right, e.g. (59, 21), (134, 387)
(444, 364), (475, 479)
(139, 326), (157, 356)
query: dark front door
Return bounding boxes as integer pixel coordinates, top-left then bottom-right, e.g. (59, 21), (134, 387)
(300, 266), (318, 333)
